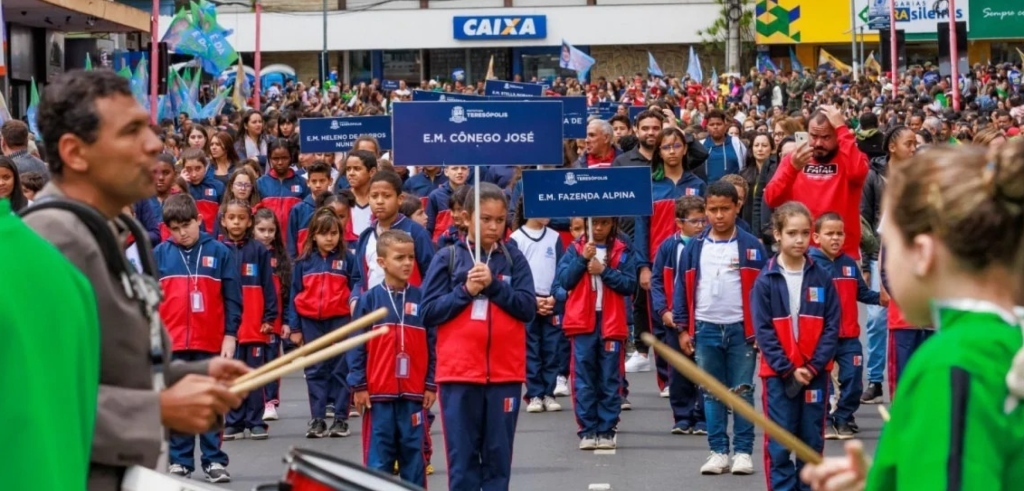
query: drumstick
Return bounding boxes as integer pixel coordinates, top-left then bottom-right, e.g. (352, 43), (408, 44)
(640, 333), (823, 465)
(878, 405), (890, 422)
(230, 327), (389, 395)
(233, 307), (388, 385)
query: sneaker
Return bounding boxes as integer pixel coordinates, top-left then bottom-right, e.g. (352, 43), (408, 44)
(620, 398), (632, 411)
(596, 435), (616, 449)
(659, 387), (670, 398)
(168, 464), (191, 478)
(731, 453), (755, 475)
(860, 382), (884, 404)
(306, 418), (327, 438)
(554, 375), (570, 396)
(349, 405), (360, 418)
(543, 396), (562, 412)
(329, 419), (351, 437)
(426, 463), (434, 475)
(671, 422), (692, 435)
(203, 463), (230, 483)
(579, 435), (598, 450)
(223, 426), (245, 441)
(393, 461), (399, 475)
(700, 452), (731, 475)
(526, 397), (544, 413)
(835, 422), (855, 440)
(849, 420), (860, 433)
(326, 404), (335, 418)
(250, 426), (269, 440)
(824, 424), (841, 440)
(262, 402), (279, 421)
(692, 422), (707, 435)
(624, 352), (652, 373)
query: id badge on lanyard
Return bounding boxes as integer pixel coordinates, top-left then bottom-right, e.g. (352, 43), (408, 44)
(396, 352), (411, 379)
(190, 290), (205, 312)
(471, 297), (489, 321)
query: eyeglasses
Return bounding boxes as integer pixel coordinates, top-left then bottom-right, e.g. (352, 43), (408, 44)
(681, 218), (707, 225)
(660, 143), (685, 152)
(233, 182), (253, 189)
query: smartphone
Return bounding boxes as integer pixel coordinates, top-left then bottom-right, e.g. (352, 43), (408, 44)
(795, 131), (810, 145)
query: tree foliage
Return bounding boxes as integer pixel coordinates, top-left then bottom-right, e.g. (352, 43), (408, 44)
(696, 0), (756, 70)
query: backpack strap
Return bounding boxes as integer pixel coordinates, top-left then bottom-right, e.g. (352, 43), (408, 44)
(20, 199), (132, 279)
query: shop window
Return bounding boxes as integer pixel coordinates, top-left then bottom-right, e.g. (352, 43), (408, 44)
(350, 50), (372, 84)
(522, 53), (576, 82)
(383, 50), (421, 83)
(427, 49), (466, 84)
(470, 49), (510, 82)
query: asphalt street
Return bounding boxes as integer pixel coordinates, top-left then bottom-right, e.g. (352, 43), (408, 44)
(177, 364), (883, 491)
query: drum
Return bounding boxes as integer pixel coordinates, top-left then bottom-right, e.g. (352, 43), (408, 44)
(282, 447), (424, 491)
(121, 465), (222, 491)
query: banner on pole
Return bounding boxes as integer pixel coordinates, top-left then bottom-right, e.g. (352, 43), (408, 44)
(411, 90), (486, 102)
(521, 167), (654, 218)
(484, 80), (545, 97)
(488, 96), (587, 139)
(391, 101), (563, 166)
(299, 116), (392, 153)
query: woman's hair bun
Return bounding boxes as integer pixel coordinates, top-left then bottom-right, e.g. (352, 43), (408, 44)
(993, 139), (1024, 210)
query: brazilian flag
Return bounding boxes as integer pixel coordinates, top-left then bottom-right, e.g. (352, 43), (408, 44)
(0, 198), (100, 490)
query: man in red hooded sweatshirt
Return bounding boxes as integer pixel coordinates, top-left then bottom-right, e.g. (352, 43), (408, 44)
(763, 105), (868, 259)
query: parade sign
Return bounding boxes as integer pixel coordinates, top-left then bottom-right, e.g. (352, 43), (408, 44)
(520, 167), (654, 218)
(382, 80), (400, 91)
(391, 101), (563, 166)
(489, 96), (587, 138)
(484, 80), (545, 97)
(299, 116), (392, 153)
(411, 90), (487, 102)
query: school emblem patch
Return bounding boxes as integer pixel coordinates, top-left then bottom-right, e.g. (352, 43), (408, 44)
(805, 389), (822, 403)
(604, 340), (619, 353)
(411, 412), (422, 427)
(806, 287), (824, 303)
(332, 260), (344, 270)
(204, 188), (215, 197)
(842, 266), (854, 277)
(503, 397), (516, 413)
(746, 249), (760, 261)
(243, 263), (257, 276)
(201, 256), (216, 268)
(291, 185), (301, 193)
(852, 355), (863, 367)
(404, 302), (419, 316)
(685, 188), (698, 196)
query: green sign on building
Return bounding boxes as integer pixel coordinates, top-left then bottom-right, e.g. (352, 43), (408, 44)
(970, 0), (1023, 40)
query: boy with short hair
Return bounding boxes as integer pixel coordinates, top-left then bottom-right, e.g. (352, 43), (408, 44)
(348, 230), (436, 487)
(154, 193), (242, 483)
(425, 165), (469, 244)
(672, 181), (767, 476)
(650, 195), (707, 435)
(808, 212), (883, 439)
(287, 161), (334, 257)
(719, 174), (753, 234)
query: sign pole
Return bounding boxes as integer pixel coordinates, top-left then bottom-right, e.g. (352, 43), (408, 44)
(587, 217), (596, 291)
(889, 0), (898, 99)
(948, 0), (960, 111)
(474, 166), (481, 263)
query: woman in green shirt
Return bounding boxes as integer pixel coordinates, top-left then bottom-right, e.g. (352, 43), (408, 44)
(801, 141), (1024, 490)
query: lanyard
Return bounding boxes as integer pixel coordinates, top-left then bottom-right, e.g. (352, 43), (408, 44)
(467, 242), (494, 266)
(178, 245), (203, 290)
(385, 284), (406, 353)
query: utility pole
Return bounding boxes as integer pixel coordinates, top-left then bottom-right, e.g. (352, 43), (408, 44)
(726, 0), (742, 74)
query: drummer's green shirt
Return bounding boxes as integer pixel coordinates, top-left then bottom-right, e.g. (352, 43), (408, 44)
(0, 199), (100, 490)
(866, 300), (1024, 491)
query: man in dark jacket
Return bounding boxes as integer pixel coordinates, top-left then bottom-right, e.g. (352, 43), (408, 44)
(855, 112), (886, 161)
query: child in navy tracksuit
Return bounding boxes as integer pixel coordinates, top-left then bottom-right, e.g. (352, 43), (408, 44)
(649, 195), (707, 435)
(436, 184), (472, 249)
(425, 165), (469, 244)
(509, 198), (566, 413)
(155, 194), (241, 483)
(752, 202), (840, 491)
(252, 208), (292, 421)
(286, 161), (333, 258)
(557, 216), (637, 450)
(257, 140), (310, 239)
(808, 212), (882, 440)
(420, 183), (536, 491)
(289, 206), (361, 439)
(181, 149), (225, 235)
(220, 200), (278, 441)
(348, 230), (437, 487)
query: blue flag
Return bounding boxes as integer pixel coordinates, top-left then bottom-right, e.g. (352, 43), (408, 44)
(686, 46), (703, 83)
(756, 51), (779, 73)
(789, 47), (804, 73)
(647, 52), (664, 77)
(559, 40), (596, 82)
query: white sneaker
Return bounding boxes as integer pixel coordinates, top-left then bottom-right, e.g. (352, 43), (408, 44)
(596, 435), (616, 449)
(579, 435), (598, 450)
(262, 403), (279, 421)
(624, 352), (652, 373)
(659, 387), (670, 398)
(700, 452), (731, 475)
(554, 375), (570, 396)
(543, 396), (562, 412)
(731, 453), (755, 475)
(526, 397), (544, 413)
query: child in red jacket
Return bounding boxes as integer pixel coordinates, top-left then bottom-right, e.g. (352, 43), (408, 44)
(252, 208), (293, 421)
(556, 217), (637, 451)
(348, 230), (436, 487)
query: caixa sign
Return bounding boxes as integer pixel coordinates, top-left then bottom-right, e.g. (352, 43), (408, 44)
(453, 15), (547, 40)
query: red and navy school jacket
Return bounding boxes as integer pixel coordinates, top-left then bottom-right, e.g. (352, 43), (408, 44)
(751, 255), (840, 378)
(671, 228), (767, 339)
(288, 247), (361, 325)
(420, 239), (536, 384)
(808, 247), (880, 338)
(557, 237), (637, 340)
(437, 225), (463, 249)
(256, 168), (310, 240)
(403, 171), (448, 199)
(268, 249), (287, 335)
(285, 195), (316, 259)
(154, 233), (242, 353)
(347, 284), (437, 402)
(222, 238), (278, 344)
(425, 182), (456, 244)
(879, 245), (921, 330)
(650, 233), (694, 320)
(351, 214), (435, 302)
(187, 175), (225, 235)
(633, 172), (706, 269)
